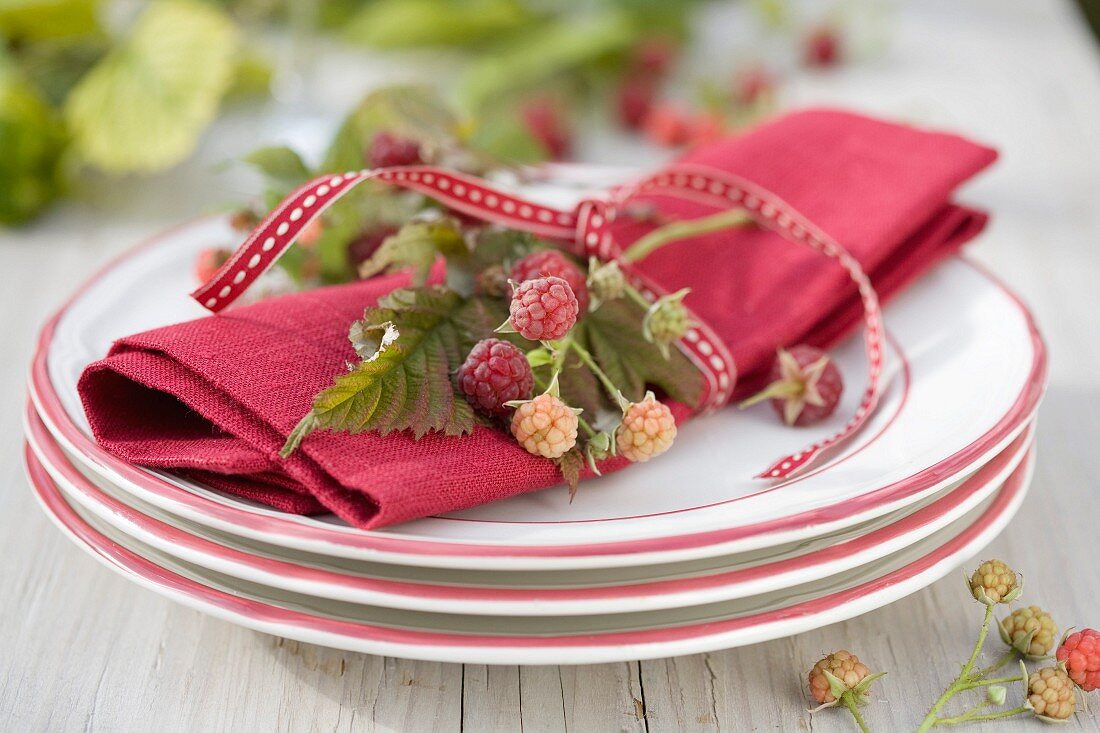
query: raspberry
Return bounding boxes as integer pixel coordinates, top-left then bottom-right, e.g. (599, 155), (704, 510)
(804, 26), (842, 68)
(509, 276), (579, 342)
(587, 258), (625, 305)
(457, 339), (533, 418)
(616, 76), (657, 130)
(642, 289), (691, 358)
(1057, 628), (1100, 691)
(689, 113), (726, 146)
(297, 218), (324, 248)
(511, 250), (589, 314)
(510, 393), (579, 459)
(808, 651), (871, 705)
(368, 131), (422, 168)
(1000, 606), (1058, 658)
(1027, 667), (1077, 721)
(616, 393), (677, 463)
(641, 103), (692, 147)
(194, 247), (231, 283)
(631, 36), (678, 77)
(969, 559), (1020, 605)
(228, 208), (260, 233)
(733, 66), (774, 106)
(742, 346), (843, 426)
(522, 99), (571, 161)
(475, 264), (509, 298)
(347, 227), (397, 273)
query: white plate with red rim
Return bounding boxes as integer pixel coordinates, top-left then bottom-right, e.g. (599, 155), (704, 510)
(31, 211), (1046, 570)
(26, 400), (1035, 615)
(25, 440), (1035, 665)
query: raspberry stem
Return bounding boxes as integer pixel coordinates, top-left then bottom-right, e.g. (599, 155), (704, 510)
(569, 340), (624, 404)
(917, 605), (997, 733)
(621, 209), (753, 263)
(974, 650), (1016, 679)
(840, 692), (871, 733)
(932, 705), (1028, 726)
(958, 674), (1024, 691)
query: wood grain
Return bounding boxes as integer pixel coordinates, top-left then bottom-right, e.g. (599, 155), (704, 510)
(3, 0), (1100, 730)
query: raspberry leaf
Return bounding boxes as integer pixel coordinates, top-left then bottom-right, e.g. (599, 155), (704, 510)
(281, 287), (504, 455)
(358, 220), (466, 285)
(583, 299), (704, 408)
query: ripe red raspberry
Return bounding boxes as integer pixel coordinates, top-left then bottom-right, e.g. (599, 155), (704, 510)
(510, 250), (589, 314)
(194, 247), (231, 283)
(368, 131), (422, 168)
(641, 103), (692, 147)
(509, 276), (579, 342)
(457, 339), (533, 418)
(616, 393), (677, 463)
(616, 76), (657, 130)
(1027, 667), (1077, 721)
(510, 393), (579, 459)
(347, 226), (397, 273)
(1057, 628), (1100, 691)
(808, 651), (871, 705)
(733, 66), (774, 106)
(689, 113), (726, 146)
(631, 36), (678, 77)
(522, 99), (571, 160)
(804, 26), (842, 68)
(742, 345), (843, 426)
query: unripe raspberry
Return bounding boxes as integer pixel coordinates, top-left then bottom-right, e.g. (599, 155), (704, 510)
(457, 339), (533, 418)
(509, 276), (579, 341)
(1027, 667), (1077, 721)
(297, 218), (324, 248)
(510, 393), (579, 459)
(1057, 628), (1100, 691)
(511, 250), (589, 314)
(616, 393), (677, 463)
(587, 258), (625, 304)
(1000, 606), (1057, 658)
(969, 559), (1021, 605)
(643, 289), (691, 358)
(808, 651), (871, 705)
(475, 264), (509, 298)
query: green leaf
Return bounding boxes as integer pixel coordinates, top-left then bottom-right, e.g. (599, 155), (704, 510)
(244, 145), (311, 187)
(282, 287), (505, 454)
(359, 220), (466, 285)
(344, 0), (533, 48)
(583, 299), (704, 407)
(466, 110), (548, 165)
(0, 0), (101, 41)
(63, 0), (238, 173)
(458, 10), (636, 113)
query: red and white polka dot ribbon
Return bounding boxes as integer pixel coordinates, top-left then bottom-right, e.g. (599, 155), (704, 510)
(192, 164), (884, 480)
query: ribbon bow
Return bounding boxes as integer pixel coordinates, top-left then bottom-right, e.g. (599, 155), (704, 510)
(192, 164), (884, 480)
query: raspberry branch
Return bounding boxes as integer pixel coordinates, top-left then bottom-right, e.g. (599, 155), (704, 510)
(620, 208), (753, 263)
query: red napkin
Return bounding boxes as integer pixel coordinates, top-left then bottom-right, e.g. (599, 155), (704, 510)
(78, 109), (997, 528)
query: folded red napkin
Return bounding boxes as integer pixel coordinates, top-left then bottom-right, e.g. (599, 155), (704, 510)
(78, 109), (997, 528)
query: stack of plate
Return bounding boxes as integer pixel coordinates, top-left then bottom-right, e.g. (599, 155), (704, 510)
(24, 212), (1046, 664)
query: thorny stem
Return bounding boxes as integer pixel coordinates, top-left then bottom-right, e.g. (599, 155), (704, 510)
(623, 283), (652, 312)
(975, 650), (1015, 680)
(917, 605), (997, 733)
(620, 209), (753, 263)
(958, 674), (1024, 692)
(840, 693), (871, 733)
(933, 705), (1029, 726)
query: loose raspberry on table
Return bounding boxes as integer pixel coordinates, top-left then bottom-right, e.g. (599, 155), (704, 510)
(616, 393), (677, 463)
(808, 651), (871, 705)
(457, 339), (533, 418)
(1000, 606), (1057, 658)
(969, 559), (1020, 605)
(1057, 628), (1100, 691)
(1028, 667), (1077, 721)
(368, 131), (422, 168)
(511, 250), (589, 314)
(509, 276), (579, 342)
(744, 345), (843, 427)
(510, 393), (579, 459)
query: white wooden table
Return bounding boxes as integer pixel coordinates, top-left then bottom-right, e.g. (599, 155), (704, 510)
(3, 1), (1100, 730)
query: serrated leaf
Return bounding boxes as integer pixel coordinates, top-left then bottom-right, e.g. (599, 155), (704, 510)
(359, 220), (466, 285)
(64, 0), (238, 173)
(282, 288), (505, 454)
(584, 299), (704, 407)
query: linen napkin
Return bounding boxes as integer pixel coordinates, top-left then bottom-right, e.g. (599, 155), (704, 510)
(78, 109), (997, 528)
